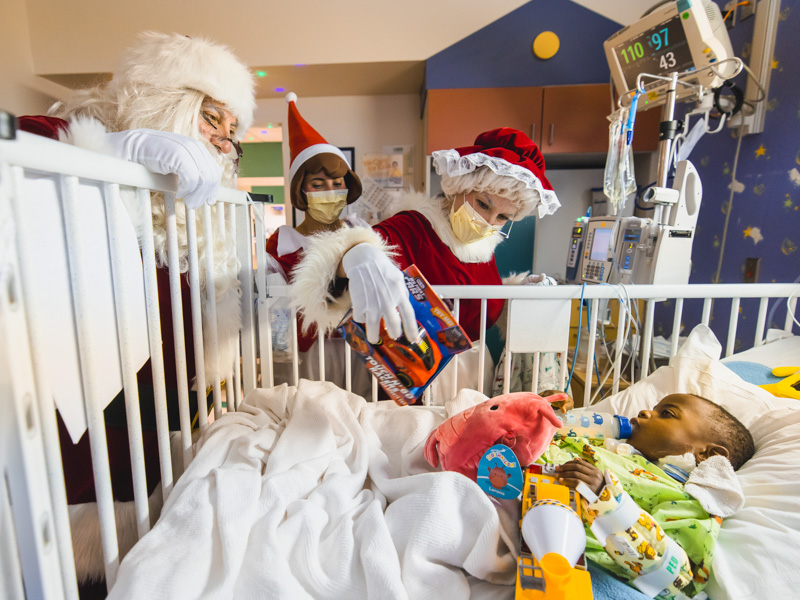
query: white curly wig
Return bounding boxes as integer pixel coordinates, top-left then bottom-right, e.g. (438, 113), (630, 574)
(439, 166), (547, 220)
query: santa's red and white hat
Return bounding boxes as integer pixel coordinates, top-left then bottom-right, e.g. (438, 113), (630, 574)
(286, 92), (351, 183)
(432, 128), (560, 219)
(113, 32), (256, 136)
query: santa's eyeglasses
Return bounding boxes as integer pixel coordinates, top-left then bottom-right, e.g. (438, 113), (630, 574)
(201, 112), (243, 160)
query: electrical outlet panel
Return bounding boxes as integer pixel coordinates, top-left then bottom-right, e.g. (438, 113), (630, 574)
(741, 1), (756, 21)
(724, 0), (757, 28)
(744, 257), (760, 283)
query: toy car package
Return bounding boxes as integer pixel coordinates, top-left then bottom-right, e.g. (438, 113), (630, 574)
(338, 265), (472, 406)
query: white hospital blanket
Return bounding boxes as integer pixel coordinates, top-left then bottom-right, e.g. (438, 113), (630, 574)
(109, 380), (517, 599)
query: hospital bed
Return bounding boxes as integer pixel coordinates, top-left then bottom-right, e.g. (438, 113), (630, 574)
(2, 130), (799, 600)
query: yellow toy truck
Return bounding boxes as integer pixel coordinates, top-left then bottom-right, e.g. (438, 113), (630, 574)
(515, 464), (593, 600)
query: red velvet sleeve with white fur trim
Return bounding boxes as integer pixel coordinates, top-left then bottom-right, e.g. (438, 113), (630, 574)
(287, 226), (393, 335)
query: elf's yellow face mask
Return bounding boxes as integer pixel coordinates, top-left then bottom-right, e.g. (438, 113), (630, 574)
(449, 195), (502, 244)
(306, 189), (348, 224)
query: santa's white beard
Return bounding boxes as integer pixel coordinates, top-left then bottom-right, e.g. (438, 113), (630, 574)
(151, 130), (242, 389)
(59, 112), (244, 391)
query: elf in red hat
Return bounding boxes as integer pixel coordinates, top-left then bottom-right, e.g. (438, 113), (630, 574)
(265, 93), (369, 386)
(289, 127), (561, 399)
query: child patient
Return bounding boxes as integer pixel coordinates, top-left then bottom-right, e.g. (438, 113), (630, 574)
(543, 393), (755, 600)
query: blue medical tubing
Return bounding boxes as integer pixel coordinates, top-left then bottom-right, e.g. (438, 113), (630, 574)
(564, 283), (587, 393)
(625, 91), (640, 145)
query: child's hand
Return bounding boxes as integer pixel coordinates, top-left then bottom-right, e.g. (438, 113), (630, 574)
(556, 459), (605, 496)
(541, 390), (574, 413)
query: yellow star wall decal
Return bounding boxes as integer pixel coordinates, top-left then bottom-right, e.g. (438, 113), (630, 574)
(755, 145), (766, 157)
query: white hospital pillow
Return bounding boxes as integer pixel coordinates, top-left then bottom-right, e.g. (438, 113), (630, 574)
(591, 324), (800, 600)
(591, 324), (797, 435)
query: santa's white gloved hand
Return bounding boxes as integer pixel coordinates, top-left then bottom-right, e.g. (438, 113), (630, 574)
(342, 243), (418, 344)
(105, 129), (222, 209)
(523, 272), (557, 286)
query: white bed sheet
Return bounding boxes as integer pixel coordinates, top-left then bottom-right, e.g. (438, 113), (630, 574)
(720, 329), (800, 369)
(591, 326), (800, 600)
(109, 381), (519, 599)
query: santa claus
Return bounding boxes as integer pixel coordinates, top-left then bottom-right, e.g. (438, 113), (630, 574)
(19, 30), (255, 590)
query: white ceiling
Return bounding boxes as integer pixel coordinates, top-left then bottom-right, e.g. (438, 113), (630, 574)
(27, 0), (659, 99)
(28, 0), (529, 97)
(571, 0), (663, 26)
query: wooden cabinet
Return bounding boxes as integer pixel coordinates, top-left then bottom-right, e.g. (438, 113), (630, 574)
(426, 87), (543, 154)
(570, 366), (631, 408)
(540, 84), (612, 154)
(426, 84), (660, 156)
(541, 84), (660, 153)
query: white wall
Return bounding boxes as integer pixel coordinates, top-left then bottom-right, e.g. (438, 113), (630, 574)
(0, 0), (65, 116)
(254, 94), (425, 199)
(533, 169), (604, 279)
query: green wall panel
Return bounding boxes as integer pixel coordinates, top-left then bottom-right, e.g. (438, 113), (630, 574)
(240, 142), (283, 177)
(251, 185), (285, 205)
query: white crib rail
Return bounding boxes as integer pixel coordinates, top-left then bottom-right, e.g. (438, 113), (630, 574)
(434, 283), (800, 407)
(2, 130), (800, 599)
(1, 131), (251, 598)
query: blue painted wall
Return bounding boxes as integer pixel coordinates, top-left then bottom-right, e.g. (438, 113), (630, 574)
(652, 1), (800, 351)
(426, 0), (621, 89)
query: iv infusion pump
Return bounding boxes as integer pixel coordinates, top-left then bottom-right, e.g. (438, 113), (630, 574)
(580, 217), (648, 284)
(578, 160), (702, 285)
(565, 221), (586, 282)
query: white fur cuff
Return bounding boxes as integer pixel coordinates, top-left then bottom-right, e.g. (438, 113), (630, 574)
(288, 227), (392, 334)
(58, 116), (114, 155)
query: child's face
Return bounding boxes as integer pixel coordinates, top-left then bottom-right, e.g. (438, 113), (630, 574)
(626, 394), (720, 463)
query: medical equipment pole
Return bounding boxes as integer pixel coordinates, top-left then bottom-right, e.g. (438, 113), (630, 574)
(654, 72), (679, 226)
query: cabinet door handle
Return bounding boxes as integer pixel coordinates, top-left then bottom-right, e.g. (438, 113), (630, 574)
(549, 123), (555, 146)
(530, 123), (536, 141)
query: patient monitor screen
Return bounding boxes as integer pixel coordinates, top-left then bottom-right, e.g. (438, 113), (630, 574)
(614, 14), (694, 91)
(590, 227), (613, 261)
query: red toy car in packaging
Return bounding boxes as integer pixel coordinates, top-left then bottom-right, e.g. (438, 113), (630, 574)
(339, 265), (472, 406)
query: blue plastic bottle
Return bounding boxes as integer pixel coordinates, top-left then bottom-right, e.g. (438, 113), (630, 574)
(555, 410), (632, 440)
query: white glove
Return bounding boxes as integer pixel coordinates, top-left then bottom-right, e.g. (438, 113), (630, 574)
(105, 129), (222, 209)
(342, 243), (418, 344)
(523, 272), (557, 286)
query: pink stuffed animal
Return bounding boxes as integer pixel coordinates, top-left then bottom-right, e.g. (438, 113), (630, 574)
(424, 392), (567, 481)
